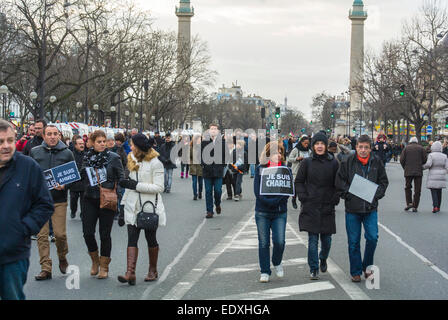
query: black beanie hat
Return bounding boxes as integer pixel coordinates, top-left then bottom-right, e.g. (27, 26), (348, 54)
(311, 132), (328, 148)
(132, 133), (153, 152)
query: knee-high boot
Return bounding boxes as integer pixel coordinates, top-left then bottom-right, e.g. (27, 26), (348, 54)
(117, 247), (138, 285)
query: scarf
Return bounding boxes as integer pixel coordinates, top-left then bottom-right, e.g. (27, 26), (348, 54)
(84, 148), (110, 169)
(267, 160), (281, 167)
(357, 153), (370, 166)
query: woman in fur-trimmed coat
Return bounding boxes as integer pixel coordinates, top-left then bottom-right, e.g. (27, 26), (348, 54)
(117, 134), (166, 285)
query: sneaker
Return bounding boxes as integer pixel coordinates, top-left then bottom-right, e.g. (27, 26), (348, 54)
(412, 207), (418, 212)
(436, 207), (441, 213)
(259, 273), (270, 283)
(274, 264), (284, 278)
(198, 193), (202, 199)
(234, 195), (240, 202)
(351, 275), (361, 282)
(193, 195), (198, 200)
(404, 204), (413, 211)
(205, 212), (214, 219)
(50, 235), (56, 243)
(433, 207), (438, 213)
(310, 271), (319, 280)
(320, 259), (327, 273)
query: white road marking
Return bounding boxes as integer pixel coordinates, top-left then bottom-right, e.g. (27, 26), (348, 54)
(209, 258), (307, 276)
(210, 282), (336, 300)
(140, 217), (207, 300)
(286, 223), (371, 300)
(379, 222), (448, 281)
(161, 207), (255, 300)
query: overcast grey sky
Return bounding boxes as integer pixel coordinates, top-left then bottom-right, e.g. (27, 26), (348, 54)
(138, 0), (424, 119)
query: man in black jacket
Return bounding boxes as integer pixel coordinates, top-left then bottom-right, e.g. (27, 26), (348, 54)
(30, 125), (75, 281)
(69, 136), (85, 219)
(0, 120), (53, 299)
(201, 124), (227, 218)
(158, 133), (177, 193)
(23, 119), (46, 156)
(336, 135), (389, 283)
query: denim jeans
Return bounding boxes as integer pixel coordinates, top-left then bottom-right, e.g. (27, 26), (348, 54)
(255, 211), (287, 275)
(204, 177), (223, 213)
(430, 189), (442, 208)
(164, 168), (173, 191)
(233, 173), (243, 196)
(192, 175), (203, 196)
(345, 211), (379, 276)
(250, 164), (256, 177)
(0, 259), (29, 300)
(308, 233), (332, 273)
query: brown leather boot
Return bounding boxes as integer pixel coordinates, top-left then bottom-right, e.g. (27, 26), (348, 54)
(59, 258), (69, 274)
(117, 247), (138, 285)
(144, 246), (159, 282)
(88, 251), (100, 276)
(97, 256), (111, 279)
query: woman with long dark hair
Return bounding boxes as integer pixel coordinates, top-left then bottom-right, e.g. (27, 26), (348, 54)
(81, 130), (124, 279)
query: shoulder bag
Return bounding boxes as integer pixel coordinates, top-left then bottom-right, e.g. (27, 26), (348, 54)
(136, 171), (159, 231)
(95, 168), (118, 211)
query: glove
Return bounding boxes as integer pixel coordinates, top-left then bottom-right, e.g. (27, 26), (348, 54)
(119, 179), (138, 190)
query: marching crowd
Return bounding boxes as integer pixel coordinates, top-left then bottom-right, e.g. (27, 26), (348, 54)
(1, 118), (447, 300)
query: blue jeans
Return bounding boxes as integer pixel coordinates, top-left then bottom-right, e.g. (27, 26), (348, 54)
(233, 173), (243, 196)
(164, 168), (173, 191)
(0, 259), (29, 300)
(192, 175), (203, 196)
(345, 211), (379, 276)
(250, 164), (256, 177)
(308, 233), (332, 273)
(255, 211), (287, 275)
(204, 177), (223, 213)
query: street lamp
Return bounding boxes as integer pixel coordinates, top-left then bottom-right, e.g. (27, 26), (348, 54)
(110, 106), (116, 127)
(93, 104), (99, 126)
(0, 85), (8, 120)
(125, 110), (130, 130)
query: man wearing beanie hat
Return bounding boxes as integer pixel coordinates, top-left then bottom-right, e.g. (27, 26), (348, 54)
(335, 135), (389, 283)
(295, 130), (339, 280)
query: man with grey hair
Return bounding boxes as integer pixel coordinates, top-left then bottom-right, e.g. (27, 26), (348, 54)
(400, 137), (427, 212)
(0, 120), (53, 299)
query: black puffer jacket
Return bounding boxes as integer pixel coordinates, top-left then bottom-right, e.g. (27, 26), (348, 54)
(81, 151), (125, 199)
(70, 149), (85, 192)
(30, 140), (75, 203)
(295, 153), (340, 234)
(335, 153), (389, 214)
(158, 141), (177, 170)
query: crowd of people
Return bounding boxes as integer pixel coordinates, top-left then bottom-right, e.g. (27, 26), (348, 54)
(1, 118), (447, 300)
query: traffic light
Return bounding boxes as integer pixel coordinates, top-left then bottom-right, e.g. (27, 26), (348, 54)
(261, 107), (265, 119)
(445, 117), (448, 128)
(330, 112), (335, 119)
(301, 128), (306, 133)
(399, 84), (405, 96)
(310, 120), (313, 125)
(353, 127), (356, 133)
(275, 107), (280, 119)
(326, 128), (331, 133)
(270, 123), (275, 129)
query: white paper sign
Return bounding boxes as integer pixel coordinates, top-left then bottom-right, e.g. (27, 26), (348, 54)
(348, 174), (379, 204)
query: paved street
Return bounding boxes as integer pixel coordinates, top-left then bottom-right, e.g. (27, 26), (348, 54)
(24, 162), (448, 300)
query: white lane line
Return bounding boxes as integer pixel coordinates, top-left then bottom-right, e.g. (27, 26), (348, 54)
(210, 282), (335, 300)
(210, 258), (307, 276)
(140, 217), (207, 300)
(161, 207), (255, 300)
(379, 222), (448, 281)
(140, 187), (230, 299)
(286, 223), (371, 300)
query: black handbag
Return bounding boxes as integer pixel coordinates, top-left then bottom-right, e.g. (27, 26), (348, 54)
(135, 171), (159, 231)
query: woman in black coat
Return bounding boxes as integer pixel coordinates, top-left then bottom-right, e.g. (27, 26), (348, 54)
(295, 132), (340, 280)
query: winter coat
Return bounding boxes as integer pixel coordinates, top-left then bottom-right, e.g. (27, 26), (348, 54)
(69, 149), (85, 192)
(201, 137), (227, 178)
(0, 152), (54, 265)
(423, 141), (448, 189)
(81, 151), (125, 200)
(400, 142), (427, 177)
(189, 143), (203, 177)
(30, 140), (75, 203)
(23, 135), (43, 156)
(335, 153), (389, 214)
(158, 141), (177, 170)
(288, 141), (311, 177)
(373, 141), (389, 163)
(121, 149), (166, 227)
(295, 153), (340, 234)
(253, 164), (290, 214)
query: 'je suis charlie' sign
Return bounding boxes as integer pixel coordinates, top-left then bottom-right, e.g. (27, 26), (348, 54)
(259, 166), (295, 196)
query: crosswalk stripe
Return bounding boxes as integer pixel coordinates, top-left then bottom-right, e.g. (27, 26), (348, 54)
(209, 282), (336, 300)
(209, 258), (307, 276)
